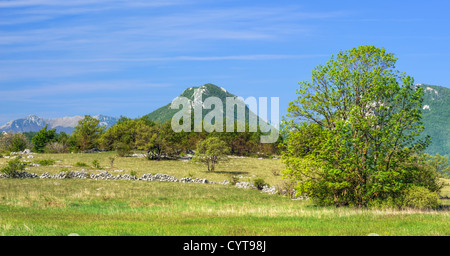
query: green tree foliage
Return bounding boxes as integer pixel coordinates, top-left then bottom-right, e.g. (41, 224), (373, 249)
(402, 186), (440, 209)
(23, 132), (37, 145)
(32, 125), (57, 153)
(425, 153), (450, 178)
(70, 115), (104, 152)
(135, 121), (179, 160)
(9, 133), (29, 152)
(56, 132), (70, 145)
(100, 117), (150, 155)
(100, 117), (185, 159)
(281, 45), (439, 207)
(194, 136), (230, 172)
(253, 177), (268, 190)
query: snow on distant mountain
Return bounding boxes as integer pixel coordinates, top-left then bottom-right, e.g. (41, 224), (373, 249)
(0, 115), (118, 134)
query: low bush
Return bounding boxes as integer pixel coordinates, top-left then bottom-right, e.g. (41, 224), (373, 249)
(253, 177), (268, 190)
(402, 186), (440, 210)
(45, 142), (68, 153)
(108, 156), (116, 168)
(229, 175), (240, 185)
(276, 180), (298, 199)
(74, 162), (89, 168)
(9, 134), (29, 152)
(1, 158), (26, 177)
(35, 159), (56, 166)
(92, 159), (101, 169)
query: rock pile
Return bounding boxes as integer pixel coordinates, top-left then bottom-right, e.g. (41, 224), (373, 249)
(0, 171), (39, 179)
(90, 171), (122, 180)
(40, 171), (90, 179)
(235, 181), (257, 190)
(140, 173), (179, 182)
(179, 177), (209, 184)
(261, 185), (277, 194)
(0, 169), (281, 196)
(129, 154), (147, 158)
(10, 149), (32, 155)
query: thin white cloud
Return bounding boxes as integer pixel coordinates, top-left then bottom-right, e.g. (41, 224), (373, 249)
(0, 2), (347, 86)
(0, 54), (327, 63)
(0, 81), (170, 101)
(0, 0), (181, 8)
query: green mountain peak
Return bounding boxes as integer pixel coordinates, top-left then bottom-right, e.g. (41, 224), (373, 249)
(143, 83), (253, 124)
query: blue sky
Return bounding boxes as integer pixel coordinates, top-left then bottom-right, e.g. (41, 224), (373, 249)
(1, 0), (449, 124)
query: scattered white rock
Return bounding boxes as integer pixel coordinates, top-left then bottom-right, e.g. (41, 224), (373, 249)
(0, 168), (287, 197)
(235, 182), (256, 190)
(261, 185), (277, 194)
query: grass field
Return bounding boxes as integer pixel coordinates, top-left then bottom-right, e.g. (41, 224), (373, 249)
(0, 152), (449, 236)
(1, 151), (285, 185)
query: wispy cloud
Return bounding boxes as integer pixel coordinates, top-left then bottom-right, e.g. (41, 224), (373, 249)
(0, 80), (170, 101)
(0, 0), (182, 8)
(0, 1), (350, 123)
(0, 54), (327, 63)
(0, 4), (344, 67)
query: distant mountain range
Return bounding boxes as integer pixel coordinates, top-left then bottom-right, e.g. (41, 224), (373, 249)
(0, 115), (118, 134)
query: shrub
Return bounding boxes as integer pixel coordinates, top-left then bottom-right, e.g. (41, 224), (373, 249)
(276, 180), (298, 199)
(253, 177), (268, 190)
(367, 197), (404, 210)
(35, 159), (55, 166)
(74, 162), (89, 168)
(402, 186), (440, 210)
(92, 159), (101, 169)
(9, 133), (29, 152)
(45, 142), (68, 153)
(130, 171), (137, 177)
(229, 175), (240, 185)
(108, 156), (116, 168)
(1, 158), (26, 177)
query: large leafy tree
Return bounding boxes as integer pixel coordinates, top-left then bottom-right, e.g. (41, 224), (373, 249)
(194, 136), (230, 172)
(135, 121), (179, 160)
(282, 45), (438, 207)
(32, 125), (57, 153)
(70, 115), (104, 151)
(100, 117), (150, 152)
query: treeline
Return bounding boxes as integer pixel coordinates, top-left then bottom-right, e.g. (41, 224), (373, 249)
(0, 115), (281, 159)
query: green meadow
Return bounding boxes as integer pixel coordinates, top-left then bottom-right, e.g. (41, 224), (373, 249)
(0, 152), (449, 236)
